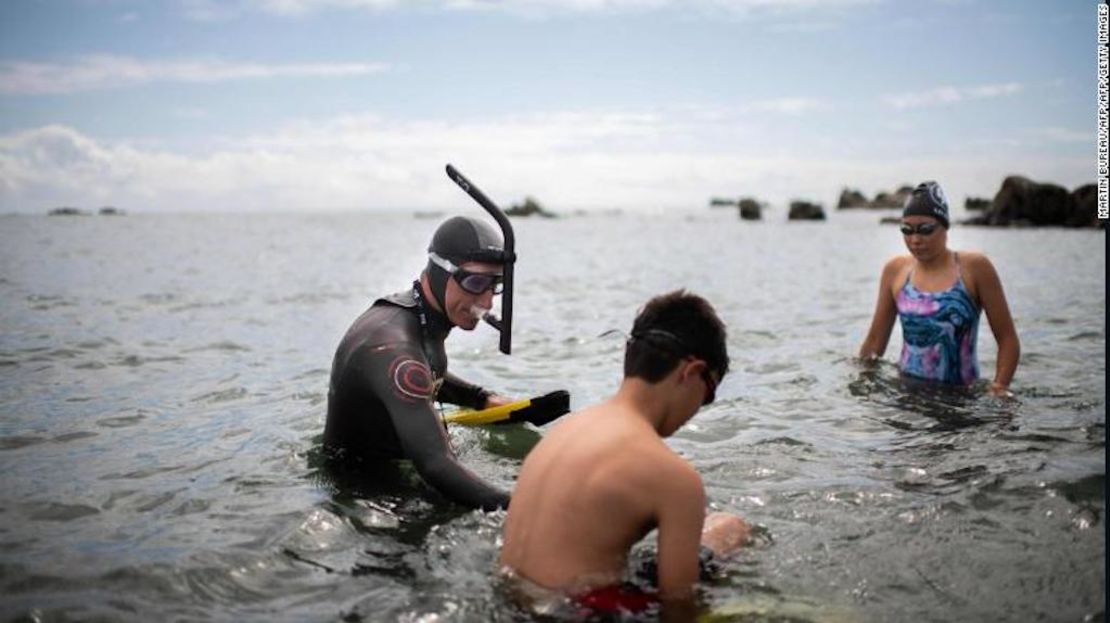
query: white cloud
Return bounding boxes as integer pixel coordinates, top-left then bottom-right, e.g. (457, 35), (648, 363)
(884, 82), (1023, 109)
(0, 109), (1093, 215)
(0, 55), (391, 95)
(965, 83), (1023, 99)
(251, 0), (404, 16)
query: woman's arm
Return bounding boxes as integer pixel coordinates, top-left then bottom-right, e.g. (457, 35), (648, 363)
(859, 257), (903, 359)
(968, 254), (1020, 394)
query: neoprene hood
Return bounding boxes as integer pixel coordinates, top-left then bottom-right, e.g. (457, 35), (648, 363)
(426, 216), (507, 312)
(429, 216), (506, 264)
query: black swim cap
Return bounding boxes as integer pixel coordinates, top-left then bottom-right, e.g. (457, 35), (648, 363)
(428, 216), (508, 265)
(425, 216), (507, 314)
(902, 180), (950, 229)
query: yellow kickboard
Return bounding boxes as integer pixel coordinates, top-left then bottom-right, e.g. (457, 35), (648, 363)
(443, 398), (534, 426)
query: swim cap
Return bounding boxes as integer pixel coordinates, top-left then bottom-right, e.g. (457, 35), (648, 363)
(902, 181), (950, 228)
(425, 216), (507, 312)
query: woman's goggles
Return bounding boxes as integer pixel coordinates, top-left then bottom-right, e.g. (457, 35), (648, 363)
(429, 252), (504, 295)
(900, 222), (939, 237)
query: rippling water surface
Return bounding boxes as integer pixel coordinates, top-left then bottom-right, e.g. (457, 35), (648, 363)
(0, 211), (1104, 622)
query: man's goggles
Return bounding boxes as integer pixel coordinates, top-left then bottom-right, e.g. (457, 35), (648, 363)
(429, 252), (504, 295)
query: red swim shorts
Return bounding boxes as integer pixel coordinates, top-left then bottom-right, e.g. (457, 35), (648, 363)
(575, 584), (658, 614)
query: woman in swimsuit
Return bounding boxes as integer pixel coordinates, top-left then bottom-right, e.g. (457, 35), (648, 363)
(859, 181), (1020, 396)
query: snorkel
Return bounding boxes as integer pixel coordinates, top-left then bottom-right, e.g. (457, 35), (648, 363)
(445, 164), (516, 355)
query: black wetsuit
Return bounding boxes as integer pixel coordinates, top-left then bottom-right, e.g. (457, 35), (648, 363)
(323, 284), (510, 510)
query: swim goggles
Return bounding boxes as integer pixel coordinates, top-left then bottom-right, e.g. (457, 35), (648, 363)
(900, 222), (939, 236)
(631, 329), (722, 406)
(699, 366), (719, 406)
(428, 252), (504, 295)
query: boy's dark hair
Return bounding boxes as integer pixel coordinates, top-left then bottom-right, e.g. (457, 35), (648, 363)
(623, 290), (729, 383)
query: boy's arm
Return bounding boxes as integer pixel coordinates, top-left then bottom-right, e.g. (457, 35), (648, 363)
(654, 463), (707, 601)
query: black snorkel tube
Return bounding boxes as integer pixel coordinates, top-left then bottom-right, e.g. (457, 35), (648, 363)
(445, 164), (515, 355)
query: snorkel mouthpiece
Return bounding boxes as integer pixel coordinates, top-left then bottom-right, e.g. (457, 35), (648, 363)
(481, 311), (503, 332)
(469, 304), (492, 323)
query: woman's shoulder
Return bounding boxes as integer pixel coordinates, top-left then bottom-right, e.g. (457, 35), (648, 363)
(954, 250), (1003, 302)
(956, 249), (988, 261)
(881, 254), (913, 268)
(880, 254), (913, 277)
(955, 250), (997, 274)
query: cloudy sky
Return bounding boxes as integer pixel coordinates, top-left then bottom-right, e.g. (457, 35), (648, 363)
(0, 0), (1100, 213)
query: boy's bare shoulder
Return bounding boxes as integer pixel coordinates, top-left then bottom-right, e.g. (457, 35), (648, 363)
(624, 437), (702, 491)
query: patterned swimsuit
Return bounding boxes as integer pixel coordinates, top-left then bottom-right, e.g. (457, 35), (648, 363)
(895, 254), (981, 385)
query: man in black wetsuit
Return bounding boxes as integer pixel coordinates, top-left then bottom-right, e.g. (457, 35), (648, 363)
(324, 215), (514, 510)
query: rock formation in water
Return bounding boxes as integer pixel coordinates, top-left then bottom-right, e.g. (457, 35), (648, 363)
(837, 189), (868, 209)
(837, 186), (914, 209)
(738, 198), (762, 221)
(964, 197), (991, 211)
(48, 207), (88, 216)
(506, 197), (556, 218)
(788, 200), (826, 221)
(963, 176), (1102, 228)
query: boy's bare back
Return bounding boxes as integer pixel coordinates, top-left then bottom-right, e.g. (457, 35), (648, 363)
(499, 396), (706, 593)
(498, 291), (748, 609)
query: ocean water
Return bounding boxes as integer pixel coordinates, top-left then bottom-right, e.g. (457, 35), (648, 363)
(0, 210), (1104, 622)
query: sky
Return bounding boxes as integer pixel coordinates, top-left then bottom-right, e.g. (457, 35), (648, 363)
(0, 0), (1101, 213)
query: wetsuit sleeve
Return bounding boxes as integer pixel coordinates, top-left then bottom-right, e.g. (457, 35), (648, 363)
(437, 372), (491, 409)
(363, 343), (509, 510)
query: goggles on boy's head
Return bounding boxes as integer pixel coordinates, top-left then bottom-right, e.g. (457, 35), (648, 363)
(699, 366), (720, 406)
(630, 328), (725, 405)
(428, 252), (504, 295)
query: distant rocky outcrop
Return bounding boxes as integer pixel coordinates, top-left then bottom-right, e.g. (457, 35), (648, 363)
(506, 197), (556, 218)
(837, 185), (913, 210)
(873, 186), (914, 208)
(788, 200), (826, 221)
(48, 207), (88, 216)
(837, 189), (868, 209)
(964, 197), (991, 211)
(48, 206), (129, 216)
(738, 197), (762, 221)
(964, 176), (1102, 228)
(1071, 184), (1099, 226)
